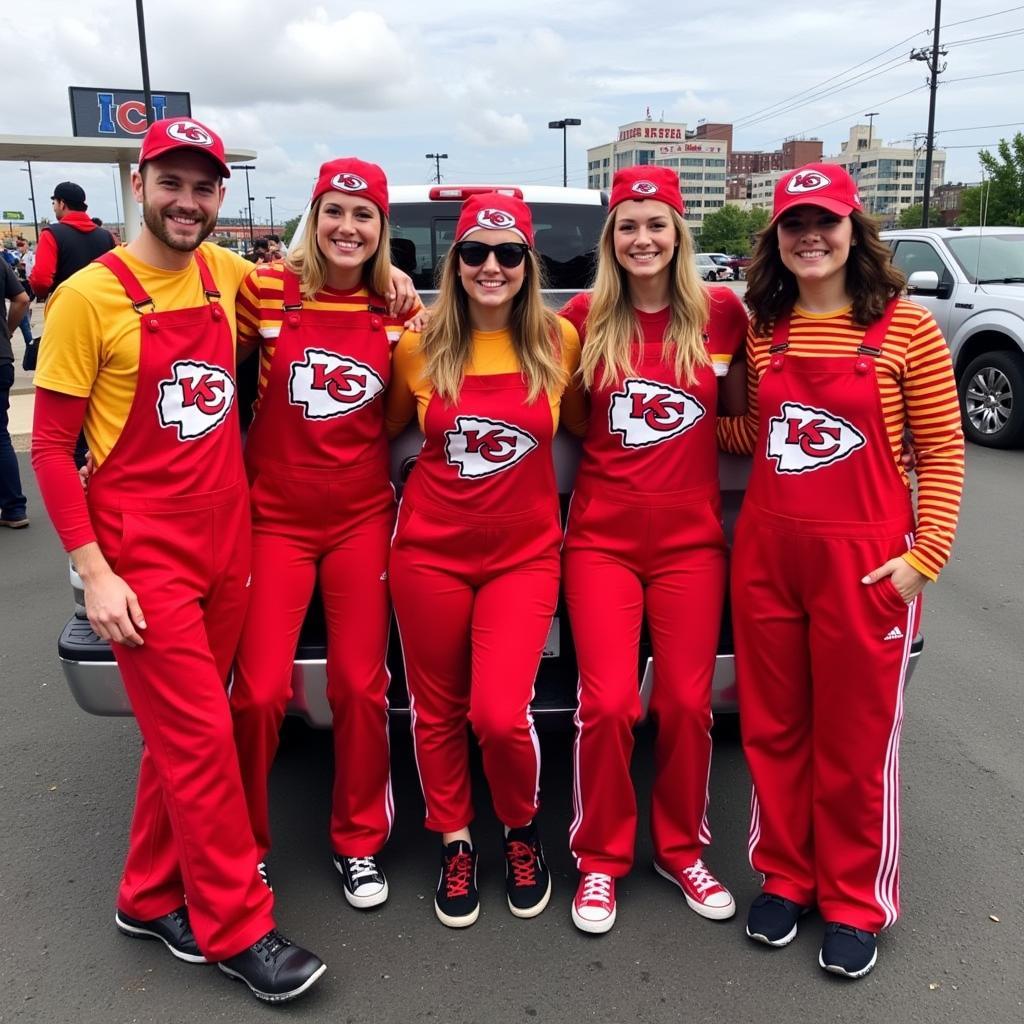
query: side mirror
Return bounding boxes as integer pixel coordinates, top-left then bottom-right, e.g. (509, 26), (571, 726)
(906, 270), (940, 295)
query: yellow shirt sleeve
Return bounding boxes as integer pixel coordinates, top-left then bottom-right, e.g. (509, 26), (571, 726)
(34, 281), (105, 398)
(385, 329), (430, 437)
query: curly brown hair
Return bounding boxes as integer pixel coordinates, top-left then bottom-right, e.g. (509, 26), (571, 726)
(745, 210), (906, 335)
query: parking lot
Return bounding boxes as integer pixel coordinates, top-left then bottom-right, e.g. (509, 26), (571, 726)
(1, 445), (1022, 1024)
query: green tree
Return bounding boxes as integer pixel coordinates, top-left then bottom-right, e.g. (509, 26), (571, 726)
(957, 132), (1024, 226)
(698, 205), (762, 255)
(748, 206), (770, 235)
(897, 203), (940, 228)
(282, 213), (302, 246)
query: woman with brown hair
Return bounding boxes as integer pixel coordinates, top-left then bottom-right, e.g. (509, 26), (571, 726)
(559, 165), (748, 934)
(386, 191), (580, 928)
(721, 163), (964, 978)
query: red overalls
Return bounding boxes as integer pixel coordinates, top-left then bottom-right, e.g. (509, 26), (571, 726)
(87, 250), (274, 961)
(389, 366), (561, 832)
(231, 270), (396, 859)
(732, 301), (922, 933)
(564, 315), (728, 877)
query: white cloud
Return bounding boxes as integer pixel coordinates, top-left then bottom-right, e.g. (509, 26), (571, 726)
(457, 111), (532, 147)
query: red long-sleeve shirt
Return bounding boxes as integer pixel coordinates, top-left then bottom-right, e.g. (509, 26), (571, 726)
(29, 212), (110, 300)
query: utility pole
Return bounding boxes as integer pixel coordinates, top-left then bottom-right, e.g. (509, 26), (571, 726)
(864, 112), (879, 215)
(911, 0), (948, 227)
(266, 196), (276, 235)
(548, 118), (582, 187)
(425, 153), (448, 184)
(21, 161), (39, 241)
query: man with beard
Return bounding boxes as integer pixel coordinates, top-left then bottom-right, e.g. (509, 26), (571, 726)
(31, 119), (326, 1004)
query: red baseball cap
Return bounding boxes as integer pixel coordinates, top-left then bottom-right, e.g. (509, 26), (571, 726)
(609, 165), (684, 215)
(772, 163), (862, 223)
(139, 118), (230, 178)
(454, 193), (534, 246)
(312, 158), (389, 217)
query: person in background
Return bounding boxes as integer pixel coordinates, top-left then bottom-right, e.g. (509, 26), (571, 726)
(385, 192), (581, 928)
(559, 165), (746, 934)
(1, 257), (30, 528)
(720, 163), (964, 979)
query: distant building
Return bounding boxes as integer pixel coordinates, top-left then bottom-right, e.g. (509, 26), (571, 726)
(587, 117), (729, 229)
(729, 138), (823, 200)
(934, 182), (978, 225)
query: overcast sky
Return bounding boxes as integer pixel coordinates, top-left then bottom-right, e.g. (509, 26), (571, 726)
(3, 0), (1023, 230)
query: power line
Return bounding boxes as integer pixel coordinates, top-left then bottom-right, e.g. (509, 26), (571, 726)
(944, 66), (1024, 83)
(943, 26), (1024, 48)
(941, 4), (1024, 29)
(936, 120), (1024, 133)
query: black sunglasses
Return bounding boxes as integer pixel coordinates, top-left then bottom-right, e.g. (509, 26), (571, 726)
(456, 241), (529, 268)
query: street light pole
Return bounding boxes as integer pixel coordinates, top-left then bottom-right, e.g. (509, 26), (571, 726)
(266, 196), (276, 235)
(864, 111), (879, 214)
(21, 161), (39, 241)
(135, 0), (153, 127)
(548, 118), (582, 187)
(425, 153), (448, 184)
(231, 164), (256, 245)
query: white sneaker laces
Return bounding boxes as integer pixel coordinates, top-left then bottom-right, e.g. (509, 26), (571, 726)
(580, 872), (613, 904)
(346, 856), (380, 884)
(681, 860), (717, 893)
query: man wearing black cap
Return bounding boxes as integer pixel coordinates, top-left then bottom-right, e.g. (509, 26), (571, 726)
(28, 182), (115, 302)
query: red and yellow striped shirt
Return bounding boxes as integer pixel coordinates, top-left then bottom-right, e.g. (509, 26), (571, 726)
(717, 299), (964, 579)
(236, 264), (408, 413)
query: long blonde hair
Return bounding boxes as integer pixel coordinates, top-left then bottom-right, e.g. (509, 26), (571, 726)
(419, 246), (566, 404)
(285, 194), (393, 301)
(580, 207), (710, 389)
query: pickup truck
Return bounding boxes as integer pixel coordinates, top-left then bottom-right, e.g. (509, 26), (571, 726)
(881, 226), (1024, 448)
(56, 187), (926, 728)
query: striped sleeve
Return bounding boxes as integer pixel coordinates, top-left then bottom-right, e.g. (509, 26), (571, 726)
(715, 323), (761, 454)
(899, 306), (965, 579)
(235, 267), (264, 350)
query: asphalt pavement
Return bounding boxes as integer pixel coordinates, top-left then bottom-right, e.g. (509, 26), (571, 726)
(0, 446), (1022, 1024)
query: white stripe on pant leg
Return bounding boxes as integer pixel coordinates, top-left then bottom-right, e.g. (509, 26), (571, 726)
(568, 674), (585, 869)
(527, 692), (542, 816)
(873, 558), (916, 929)
(697, 709), (714, 847)
(747, 786), (761, 870)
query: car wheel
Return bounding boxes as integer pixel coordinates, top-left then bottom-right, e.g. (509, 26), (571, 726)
(706, 270), (717, 281)
(959, 349), (1024, 448)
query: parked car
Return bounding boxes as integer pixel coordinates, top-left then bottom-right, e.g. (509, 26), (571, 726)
(725, 255), (752, 279)
(56, 189), (925, 730)
(695, 254), (733, 281)
(882, 226), (1024, 448)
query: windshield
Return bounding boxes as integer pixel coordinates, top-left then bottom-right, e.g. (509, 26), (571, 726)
(945, 233), (1024, 284)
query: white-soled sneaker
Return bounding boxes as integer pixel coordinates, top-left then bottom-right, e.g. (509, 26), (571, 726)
(333, 853), (389, 909)
(571, 872), (616, 934)
(654, 858), (736, 920)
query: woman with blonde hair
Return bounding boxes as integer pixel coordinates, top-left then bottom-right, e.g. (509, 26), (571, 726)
(231, 158), (414, 910)
(560, 165), (748, 934)
(386, 191), (581, 928)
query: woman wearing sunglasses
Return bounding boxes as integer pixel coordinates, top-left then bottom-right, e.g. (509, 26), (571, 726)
(230, 159), (414, 911)
(385, 192), (581, 928)
(721, 164), (963, 978)
(559, 165), (748, 934)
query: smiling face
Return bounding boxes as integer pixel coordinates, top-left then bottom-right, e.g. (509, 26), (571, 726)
(135, 151), (224, 254)
(776, 205), (854, 293)
(315, 192), (382, 288)
(457, 228), (527, 318)
(612, 199), (678, 283)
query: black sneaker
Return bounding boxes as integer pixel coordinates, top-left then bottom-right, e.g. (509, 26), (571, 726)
(819, 922), (878, 978)
(504, 823), (552, 919)
(434, 840), (479, 928)
(333, 853), (389, 909)
(745, 892), (808, 947)
(115, 905), (206, 964)
(218, 929), (326, 1003)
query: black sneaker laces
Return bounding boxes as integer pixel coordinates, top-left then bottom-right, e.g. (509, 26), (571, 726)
(254, 929), (291, 963)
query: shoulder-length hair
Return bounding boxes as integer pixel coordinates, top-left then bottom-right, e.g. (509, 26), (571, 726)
(579, 207), (710, 390)
(285, 193), (393, 301)
(745, 209), (906, 335)
(418, 245), (566, 404)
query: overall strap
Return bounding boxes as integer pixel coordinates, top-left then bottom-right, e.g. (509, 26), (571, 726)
(282, 267), (303, 328)
(96, 250), (154, 311)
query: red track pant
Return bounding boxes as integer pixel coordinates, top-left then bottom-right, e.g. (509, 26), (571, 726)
(564, 489), (726, 876)
(389, 501), (560, 833)
(231, 463), (395, 858)
(93, 485), (275, 961)
(733, 512), (922, 932)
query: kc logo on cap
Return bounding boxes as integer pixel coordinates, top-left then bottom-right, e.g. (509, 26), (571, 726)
(786, 170), (831, 194)
(331, 173), (369, 192)
(166, 120), (215, 147)
(631, 181), (659, 195)
(476, 208), (516, 230)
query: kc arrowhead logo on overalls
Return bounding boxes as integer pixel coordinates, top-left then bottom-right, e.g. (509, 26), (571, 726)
(289, 348), (385, 419)
(157, 360), (236, 440)
(608, 378), (706, 448)
(444, 416), (538, 478)
(766, 401), (866, 473)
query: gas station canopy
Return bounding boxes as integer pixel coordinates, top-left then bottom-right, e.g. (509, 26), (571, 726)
(0, 134), (257, 241)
